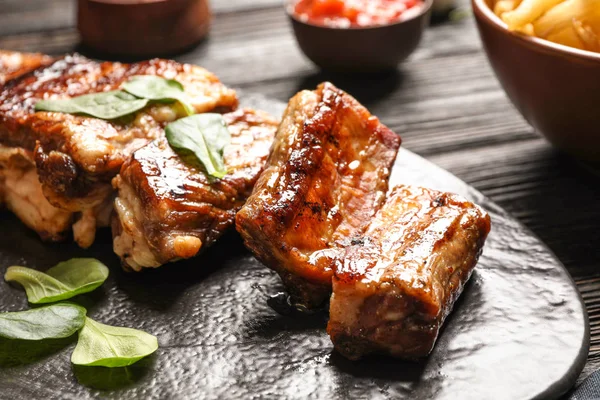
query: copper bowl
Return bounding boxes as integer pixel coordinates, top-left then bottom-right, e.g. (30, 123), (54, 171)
(473, 0), (600, 162)
(78, 0), (211, 57)
(287, 0), (433, 73)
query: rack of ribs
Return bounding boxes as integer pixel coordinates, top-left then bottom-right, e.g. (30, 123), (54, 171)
(0, 52), (238, 247)
(112, 109), (278, 271)
(236, 82), (401, 309)
(328, 185), (491, 360)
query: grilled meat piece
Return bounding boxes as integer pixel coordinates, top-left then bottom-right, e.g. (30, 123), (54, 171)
(0, 50), (55, 224)
(0, 54), (238, 210)
(0, 53), (237, 246)
(113, 109), (278, 271)
(0, 50), (53, 85)
(327, 185), (491, 360)
(0, 145), (73, 241)
(0, 144), (114, 247)
(236, 83), (401, 309)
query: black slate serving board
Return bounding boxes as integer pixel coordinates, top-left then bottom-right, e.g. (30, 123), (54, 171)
(0, 96), (589, 400)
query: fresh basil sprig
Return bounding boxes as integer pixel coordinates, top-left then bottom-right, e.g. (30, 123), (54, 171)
(122, 75), (195, 116)
(35, 75), (194, 119)
(71, 317), (158, 367)
(35, 91), (149, 120)
(166, 113), (231, 178)
(5, 258), (109, 304)
(0, 303), (86, 340)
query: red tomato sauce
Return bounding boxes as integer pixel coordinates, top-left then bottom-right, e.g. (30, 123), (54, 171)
(293, 0), (423, 28)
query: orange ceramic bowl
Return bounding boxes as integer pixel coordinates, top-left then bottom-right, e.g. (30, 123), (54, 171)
(473, 0), (600, 162)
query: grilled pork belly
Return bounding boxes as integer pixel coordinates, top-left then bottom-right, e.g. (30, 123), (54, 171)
(0, 50), (53, 85)
(113, 109), (278, 271)
(327, 185), (491, 360)
(0, 53), (237, 246)
(236, 83), (401, 309)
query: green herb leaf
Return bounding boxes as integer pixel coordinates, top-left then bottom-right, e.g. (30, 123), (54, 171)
(5, 258), (109, 304)
(166, 113), (231, 178)
(122, 75), (195, 116)
(35, 90), (149, 119)
(71, 317), (158, 367)
(0, 303), (86, 340)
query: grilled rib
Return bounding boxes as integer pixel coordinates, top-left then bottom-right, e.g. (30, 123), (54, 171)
(0, 53), (238, 247)
(327, 185), (491, 360)
(236, 83), (401, 309)
(113, 109), (278, 271)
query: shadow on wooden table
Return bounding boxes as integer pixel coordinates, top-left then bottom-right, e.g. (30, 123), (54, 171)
(505, 150), (600, 279)
(294, 69), (405, 108)
(72, 39), (209, 63)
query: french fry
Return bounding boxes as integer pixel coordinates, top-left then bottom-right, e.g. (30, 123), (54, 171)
(518, 23), (535, 35)
(493, 0), (521, 17)
(501, 0), (564, 30)
(533, 0), (600, 38)
(492, 0), (600, 53)
(546, 25), (586, 49)
(573, 19), (600, 52)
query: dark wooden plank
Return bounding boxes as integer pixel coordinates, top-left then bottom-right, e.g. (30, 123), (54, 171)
(1, 0), (600, 389)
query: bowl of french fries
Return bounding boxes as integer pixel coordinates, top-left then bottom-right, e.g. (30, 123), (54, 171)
(473, 0), (600, 162)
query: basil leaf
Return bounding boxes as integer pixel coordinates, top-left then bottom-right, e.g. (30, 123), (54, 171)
(0, 303), (86, 340)
(166, 113), (231, 178)
(122, 75), (195, 116)
(71, 317), (158, 367)
(5, 258), (109, 304)
(35, 90), (149, 119)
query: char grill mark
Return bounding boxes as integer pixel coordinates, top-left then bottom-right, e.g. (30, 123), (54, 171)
(112, 108), (278, 271)
(327, 185), (491, 360)
(236, 82), (401, 309)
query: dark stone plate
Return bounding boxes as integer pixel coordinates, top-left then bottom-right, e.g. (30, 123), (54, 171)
(0, 96), (589, 400)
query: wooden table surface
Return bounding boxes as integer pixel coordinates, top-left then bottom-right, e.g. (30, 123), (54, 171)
(1, 0), (599, 393)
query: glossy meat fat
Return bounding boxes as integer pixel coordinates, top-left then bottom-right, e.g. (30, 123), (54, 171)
(236, 82), (401, 308)
(328, 185), (491, 359)
(113, 109), (278, 271)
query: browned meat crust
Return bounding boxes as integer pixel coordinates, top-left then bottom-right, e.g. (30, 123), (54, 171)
(112, 108), (278, 271)
(327, 185), (491, 360)
(236, 82), (401, 309)
(0, 53), (238, 212)
(0, 50), (53, 85)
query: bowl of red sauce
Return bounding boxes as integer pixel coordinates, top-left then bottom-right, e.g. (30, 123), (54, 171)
(287, 0), (433, 72)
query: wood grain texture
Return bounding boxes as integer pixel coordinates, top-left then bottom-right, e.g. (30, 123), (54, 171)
(0, 0), (599, 390)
